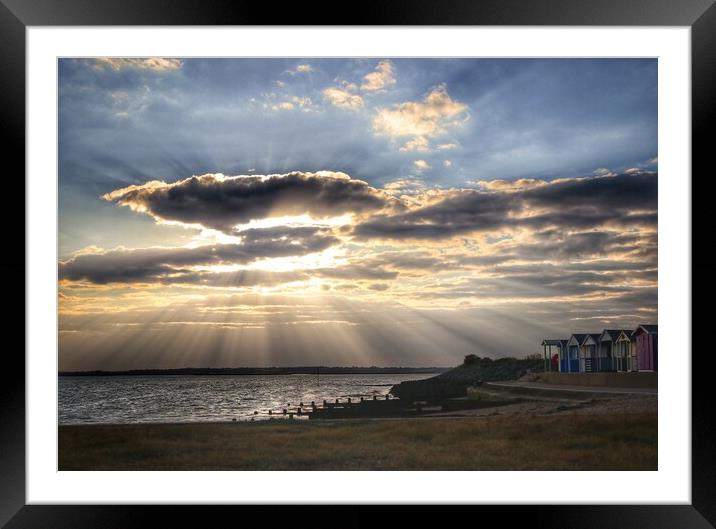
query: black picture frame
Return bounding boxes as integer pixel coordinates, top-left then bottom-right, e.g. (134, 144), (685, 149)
(2, 0), (712, 527)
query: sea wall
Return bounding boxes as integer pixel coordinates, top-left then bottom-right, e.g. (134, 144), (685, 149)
(390, 356), (543, 401)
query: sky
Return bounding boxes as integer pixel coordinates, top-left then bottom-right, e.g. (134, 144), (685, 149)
(58, 57), (658, 370)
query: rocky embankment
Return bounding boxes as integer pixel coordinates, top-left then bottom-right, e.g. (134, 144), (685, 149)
(390, 355), (544, 401)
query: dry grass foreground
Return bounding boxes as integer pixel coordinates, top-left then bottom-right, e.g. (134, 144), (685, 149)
(59, 412), (657, 471)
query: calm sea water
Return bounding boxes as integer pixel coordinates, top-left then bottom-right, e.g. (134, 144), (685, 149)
(58, 373), (436, 425)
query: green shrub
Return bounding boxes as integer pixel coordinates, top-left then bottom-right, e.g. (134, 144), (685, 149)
(464, 354), (480, 365)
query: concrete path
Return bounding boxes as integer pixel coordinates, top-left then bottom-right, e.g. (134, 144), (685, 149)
(484, 381), (658, 396)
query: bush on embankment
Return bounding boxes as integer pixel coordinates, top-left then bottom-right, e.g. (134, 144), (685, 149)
(390, 355), (544, 401)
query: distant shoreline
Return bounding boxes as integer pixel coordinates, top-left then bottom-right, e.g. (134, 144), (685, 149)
(59, 366), (450, 377)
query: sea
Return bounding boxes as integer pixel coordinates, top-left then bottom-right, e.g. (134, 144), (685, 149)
(58, 373), (436, 425)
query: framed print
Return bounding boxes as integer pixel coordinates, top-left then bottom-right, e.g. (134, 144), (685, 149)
(3, 0), (714, 527)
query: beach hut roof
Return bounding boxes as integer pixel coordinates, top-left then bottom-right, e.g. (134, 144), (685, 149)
(616, 330), (634, 341)
(600, 329), (632, 342)
(582, 333), (601, 345)
(569, 334), (588, 346)
(633, 324), (658, 336)
(541, 339), (568, 346)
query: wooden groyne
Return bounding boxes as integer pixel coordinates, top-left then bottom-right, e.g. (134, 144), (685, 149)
(246, 395), (406, 421)
(312, 395), (425, 419)
(246, 393), (515, 421)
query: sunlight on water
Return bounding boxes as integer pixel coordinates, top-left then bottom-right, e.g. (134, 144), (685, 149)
(58, 373), (435, 424)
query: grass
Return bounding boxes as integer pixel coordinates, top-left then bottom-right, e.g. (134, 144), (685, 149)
(58, 412), (657, 471)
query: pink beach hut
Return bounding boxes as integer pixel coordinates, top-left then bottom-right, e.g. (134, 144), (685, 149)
(632, 324), (658, 371)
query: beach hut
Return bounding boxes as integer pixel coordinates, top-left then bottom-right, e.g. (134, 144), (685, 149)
(566, 334), (587, 372)
(598, 329), (631, 371)
(541, 339), (568, 372)
(579, 334), (601, 372)
(615, 330), (637, 371)
(629, 331), (639, 371)
(633, 324), (658, 371)
(557, 339), (568, 372)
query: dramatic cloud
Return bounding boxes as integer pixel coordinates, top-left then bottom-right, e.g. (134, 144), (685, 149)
(322, 60), (395, 110)
(373, 84), (469, 150)
(354, 172), (657, 240)
(383, 178), (426, 195)
(522, 171), (657, 210)
(506, 230), (655, 261)
(416, 273), (655, 302)
(354, 190), (517, 239)
(361, 60), (396, 92)
(363, 251), (443, 271)
(322, 86), (364, 109)
(59, 230), (337, 285)
(92, 170), (657, 316)
(103, 171), (391, 233)
(92, 58), (183, 71)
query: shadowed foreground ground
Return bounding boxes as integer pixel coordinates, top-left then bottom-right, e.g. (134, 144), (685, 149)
(59, 413), (657, 470)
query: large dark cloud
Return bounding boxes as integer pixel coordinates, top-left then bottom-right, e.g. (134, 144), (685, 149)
(59, 230), (337, 284)
(354, 172), (657, 240)
(354, 191), (516, 239)
(417, 271), (655, 301)
(103, 171), (392, 233)
(522, 172), (657, 209)
(58, 230), (403, 286)
(508, 230), (651, 261)
(103, 170), (656, 247)
(366, 251), (443, 271)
